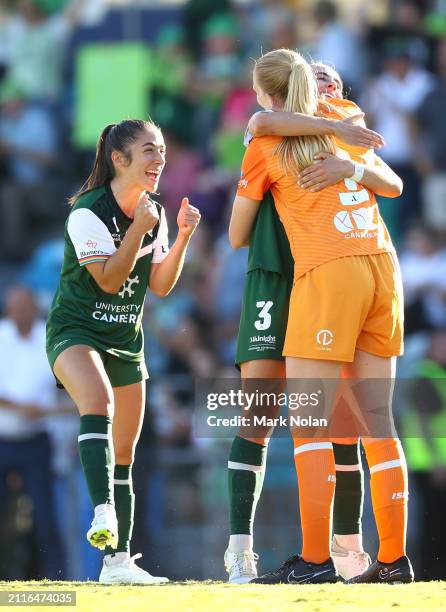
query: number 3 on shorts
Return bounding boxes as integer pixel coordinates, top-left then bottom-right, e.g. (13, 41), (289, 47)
(255, 300), (273, 331)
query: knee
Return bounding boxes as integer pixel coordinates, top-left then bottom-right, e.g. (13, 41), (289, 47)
(81, 390), (113, 416)
(114, 443), (135, 465)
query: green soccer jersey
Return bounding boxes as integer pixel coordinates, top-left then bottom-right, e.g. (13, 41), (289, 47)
(247, 190), (294, 279)
(46, 183), (169, 362)
(242, 123), (294, 278)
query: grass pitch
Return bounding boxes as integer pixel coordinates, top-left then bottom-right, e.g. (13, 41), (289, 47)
(1, 581), (445, 611)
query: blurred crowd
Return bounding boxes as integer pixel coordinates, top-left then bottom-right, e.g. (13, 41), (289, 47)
(1, 0), (446, 581)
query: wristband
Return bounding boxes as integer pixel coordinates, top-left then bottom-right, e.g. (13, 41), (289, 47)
(349, 162), (365, 183)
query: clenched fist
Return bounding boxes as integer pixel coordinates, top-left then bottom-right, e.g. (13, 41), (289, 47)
(177, 197), (201, 238)
(133, 192), (159, 234)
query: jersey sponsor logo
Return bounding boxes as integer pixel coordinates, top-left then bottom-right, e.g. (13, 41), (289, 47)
(79, 249), (107, 257)
(92, 311), (139, 324)
(85, 240), (97, 248)
(92, 301), (141, 324)
(118, 274), (140, 299)
(316, 329), (334, 347)
(248, 334), (277, 352)
(249, 334), (276, 344)
(334, 179), (378, 238)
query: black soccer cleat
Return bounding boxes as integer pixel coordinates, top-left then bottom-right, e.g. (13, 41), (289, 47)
(251, 554), (341, 584)
(346, 555), (414, 584)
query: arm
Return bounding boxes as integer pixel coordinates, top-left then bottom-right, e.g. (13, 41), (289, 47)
(298, 152), (403, 197)
(149, 197), (200, 297)
(248, 111), (385, 150)
(230, 138), (269, 247)
(229, 196), (260, 248)
(86, 194), (159, 294)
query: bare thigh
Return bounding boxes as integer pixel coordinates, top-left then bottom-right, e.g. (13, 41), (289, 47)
(53, 345), (113, 416)
(112, 381), (146, 465)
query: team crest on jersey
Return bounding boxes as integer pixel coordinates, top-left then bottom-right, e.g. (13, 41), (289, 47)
(119, 274), (139, 298)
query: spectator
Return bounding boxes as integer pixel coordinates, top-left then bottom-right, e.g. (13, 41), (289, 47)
(0, 79), (60, 260)
(309, 0), (367, 94)
(413, 39), (446, 230)
(0, 285), (71, 579)
(4, 0), (85, 102)
(399, 225), (446, 334)
(194, 13), (244, 158)
(361, 39), (435, 231)
(150, 25), (196, 147)
(402, 330), (446, 580)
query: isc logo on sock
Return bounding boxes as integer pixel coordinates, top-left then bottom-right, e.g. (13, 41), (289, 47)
(327, 474), (336, 483)
(391, 491), (407, 500)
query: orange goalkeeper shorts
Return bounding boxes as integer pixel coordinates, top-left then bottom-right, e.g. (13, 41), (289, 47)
(283, 252), (404, 362)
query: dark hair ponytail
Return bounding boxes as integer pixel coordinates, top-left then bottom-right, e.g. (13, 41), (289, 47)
(68, 118), (159, 206)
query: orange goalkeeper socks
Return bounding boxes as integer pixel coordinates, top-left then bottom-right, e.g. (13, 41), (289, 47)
(363, 438), (408, 563)
(293, 439), (336, 564)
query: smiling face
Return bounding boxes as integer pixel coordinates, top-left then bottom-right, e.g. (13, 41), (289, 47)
(114, 126), (166, 192)
(312, 64), (343, 99)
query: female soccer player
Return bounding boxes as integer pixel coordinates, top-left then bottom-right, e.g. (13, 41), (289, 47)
(46, 119), (200, 584)
(230, 49), (413, 584)
(225, 63), (403, 584)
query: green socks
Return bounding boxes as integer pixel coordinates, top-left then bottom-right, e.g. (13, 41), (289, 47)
(228, 436), (267, 537)
(105, 464), (134, 555)
(78, 415), (114, 508)
(332, 442), (364, 535)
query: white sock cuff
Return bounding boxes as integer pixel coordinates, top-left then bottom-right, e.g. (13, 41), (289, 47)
(229, 534), (253, 552)
(78, 433), (109, 442)
(227, 461), (265, 472)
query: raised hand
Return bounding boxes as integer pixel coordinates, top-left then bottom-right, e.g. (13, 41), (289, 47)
(299, 151), (354, 192)
(334, 114), (385, 150)
(133, 192), (160, 234)
(177, 197), (201, 238)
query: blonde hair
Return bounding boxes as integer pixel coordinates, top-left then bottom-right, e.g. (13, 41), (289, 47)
(254, 49), (336, 174)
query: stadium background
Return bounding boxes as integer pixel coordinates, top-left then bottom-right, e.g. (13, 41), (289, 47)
(0, 0), (446, 584)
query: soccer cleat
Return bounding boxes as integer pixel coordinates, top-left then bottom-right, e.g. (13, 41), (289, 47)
(224, 549), (259, 584)
(251, 554), (341, 584)
(346, 555), (414, 584)
(331, 537), (371, 580)
(99, 553), (169, 584)
(86, 503), (118, 550)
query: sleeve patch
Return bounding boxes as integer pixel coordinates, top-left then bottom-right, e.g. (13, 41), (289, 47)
(67, 208), (116, 266)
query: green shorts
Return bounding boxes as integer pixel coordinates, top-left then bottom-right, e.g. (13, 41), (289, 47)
(47, 336), (148, 389)
(235, 269), (292, 367)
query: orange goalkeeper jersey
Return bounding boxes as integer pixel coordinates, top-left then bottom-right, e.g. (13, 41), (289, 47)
(236, 129), (395, 280)
(323, 97), (375, 164)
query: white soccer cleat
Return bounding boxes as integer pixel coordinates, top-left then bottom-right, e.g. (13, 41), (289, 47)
(331, 537), (371, 581)
(99, 553), (169, 584)
(224, 549), (258, 584)
(86, 503), (118, 550)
